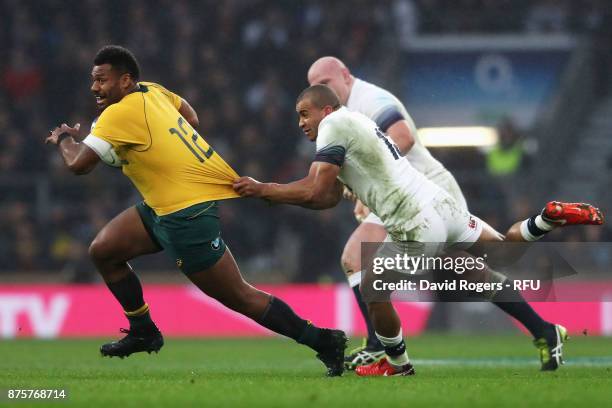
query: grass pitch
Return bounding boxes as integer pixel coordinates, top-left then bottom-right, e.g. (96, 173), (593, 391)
(1, 335), (611, 407)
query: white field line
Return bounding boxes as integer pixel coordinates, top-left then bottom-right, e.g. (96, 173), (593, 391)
(412, 357), (612, 367)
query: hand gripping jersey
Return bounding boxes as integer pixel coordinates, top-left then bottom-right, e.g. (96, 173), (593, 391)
(83, 82), (239, 215)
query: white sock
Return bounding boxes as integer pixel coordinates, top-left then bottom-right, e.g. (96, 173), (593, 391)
(519, 220), (542, 241)
(535, 215), (555, 231)
(375, 329), (410, 367)
(519, 215), (556, 242)
(348, 271), (362, 288)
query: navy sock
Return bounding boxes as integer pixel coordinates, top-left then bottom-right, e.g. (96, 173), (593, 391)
(128, 313), (156, 333)
(492, 280), (551, 339)
(258, 296), (322, 350)
(106, 271), (145, 312)
(527, 215), (548, 237)
(352, 286), (383, 349)
(384, 338), (407, 358)
(106, 272), (157, 332)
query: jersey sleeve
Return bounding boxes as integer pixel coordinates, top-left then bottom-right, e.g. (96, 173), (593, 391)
(82, 134), (113, 158)
(355, 87), (406, 132)
(314, 119), (347, 167)
(372, 105), (406, 132)
(91, 104), (147, 148)
(362, 90), (407, 133)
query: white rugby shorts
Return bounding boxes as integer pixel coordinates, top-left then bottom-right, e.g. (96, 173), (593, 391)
(362, 168), (468, 227)
(374, 192), (483, 274)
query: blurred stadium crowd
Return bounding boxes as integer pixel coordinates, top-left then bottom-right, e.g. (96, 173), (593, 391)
(1, 0), (611, 281)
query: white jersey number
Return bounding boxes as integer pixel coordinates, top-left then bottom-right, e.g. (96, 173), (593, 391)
(375, 127), (401, 160)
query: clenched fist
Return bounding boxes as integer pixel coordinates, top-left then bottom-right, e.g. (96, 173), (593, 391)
(233, 176), (264, 197)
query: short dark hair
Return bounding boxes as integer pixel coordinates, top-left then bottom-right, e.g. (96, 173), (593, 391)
(94, 45), (140, 81)
(296, 85), (340, 109)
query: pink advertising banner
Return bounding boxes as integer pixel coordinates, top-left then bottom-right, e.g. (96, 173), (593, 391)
(0, 284), (610, 338)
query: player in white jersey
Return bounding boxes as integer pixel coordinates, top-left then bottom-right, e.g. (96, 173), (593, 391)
(234, 85), (604, 375)
(307, 56), (468, 367)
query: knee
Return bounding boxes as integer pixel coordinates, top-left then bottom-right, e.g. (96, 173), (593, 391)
(88, 233), (118, 264)
(341, 245), (360, 276)
(479, 222), (506, 243)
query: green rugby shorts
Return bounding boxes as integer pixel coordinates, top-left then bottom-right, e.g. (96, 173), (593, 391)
(136, 200), (226, 275)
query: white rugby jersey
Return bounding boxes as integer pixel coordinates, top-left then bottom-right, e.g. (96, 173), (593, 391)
(346, 78), (445, 178)
(315, 107), (441, 232)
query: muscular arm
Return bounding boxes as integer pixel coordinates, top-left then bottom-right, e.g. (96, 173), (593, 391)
(45, 124), (100, 175)
(234, 162), (344, 210)
(57, 138), (101, 175)
(386, 119), (415, 156)
(179, 98), (199, 128)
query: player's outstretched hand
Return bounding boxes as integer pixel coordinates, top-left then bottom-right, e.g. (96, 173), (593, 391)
(45, 123), (80, 145)
(233, 176), (264, 198)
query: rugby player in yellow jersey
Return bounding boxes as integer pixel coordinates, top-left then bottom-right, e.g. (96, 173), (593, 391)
(45, 45), (346, 376)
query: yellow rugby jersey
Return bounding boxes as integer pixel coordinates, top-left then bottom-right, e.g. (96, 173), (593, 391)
(91, 82), (239, 215)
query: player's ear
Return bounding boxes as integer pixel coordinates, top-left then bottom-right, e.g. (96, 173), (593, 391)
(119, 73), (133, 90)
(342, 68), (351, 83)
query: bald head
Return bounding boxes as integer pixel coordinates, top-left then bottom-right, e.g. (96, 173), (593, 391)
(308, 57), (348, 81)
(307, 56), (354, 105)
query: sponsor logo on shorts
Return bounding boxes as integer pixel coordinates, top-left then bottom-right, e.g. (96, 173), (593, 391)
(176, 259), (183, 268)
(211, 237), (221, 250)
(468, 216), (477, 230)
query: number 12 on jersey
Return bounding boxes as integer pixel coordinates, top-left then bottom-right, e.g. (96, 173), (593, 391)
(375, 127), (401, 160)
(169, 117), (214, 163)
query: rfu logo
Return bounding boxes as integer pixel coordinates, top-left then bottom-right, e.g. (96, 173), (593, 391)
(468, 216), (477, 230)
(211, 237), (221, 250)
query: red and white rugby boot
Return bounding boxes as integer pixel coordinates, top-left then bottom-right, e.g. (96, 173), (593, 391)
(355, 357), (415, 377)
(541, 201), (604, 226)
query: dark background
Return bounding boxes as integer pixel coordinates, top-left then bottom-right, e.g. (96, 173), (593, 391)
(1, 0), (611, 283)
